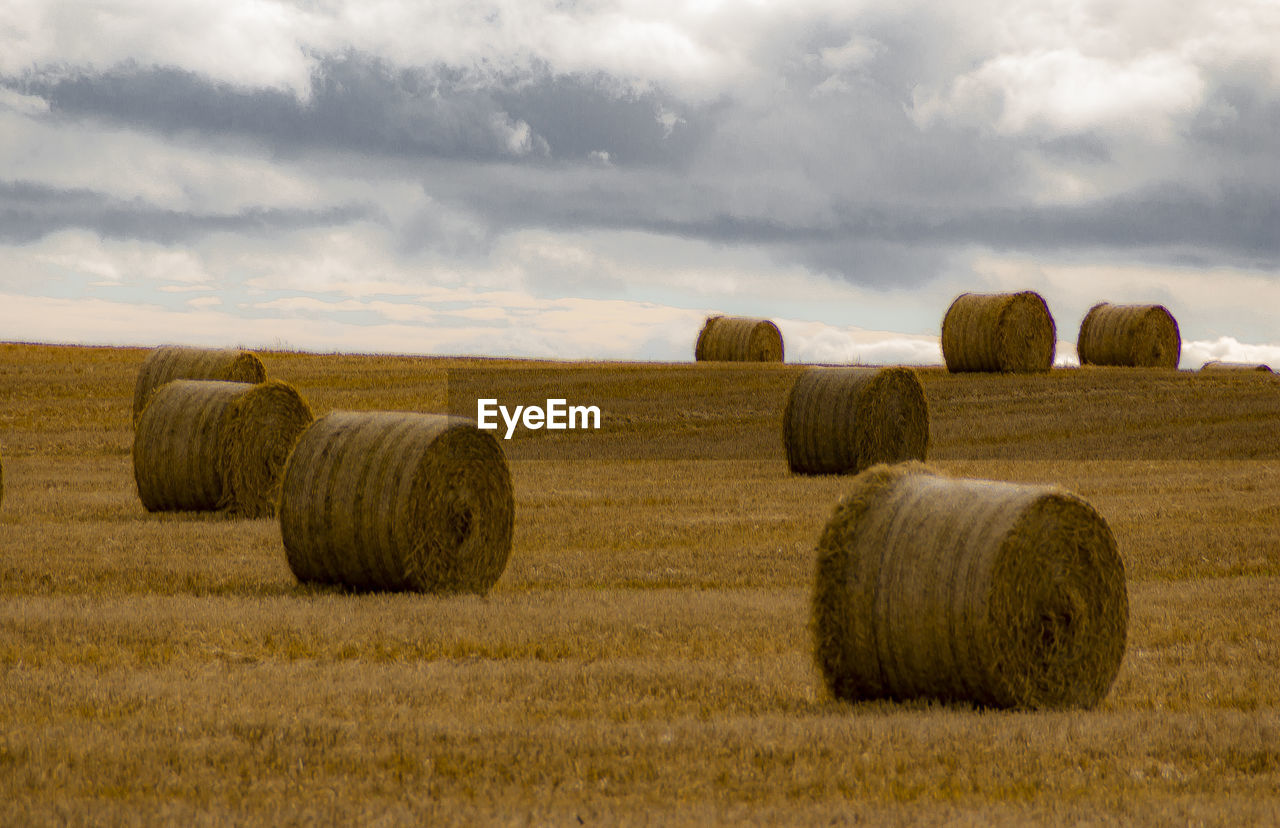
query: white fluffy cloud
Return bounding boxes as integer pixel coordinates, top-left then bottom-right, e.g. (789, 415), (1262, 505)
(914, 50), (1205, 139)
(1183, 337), (1280, 370)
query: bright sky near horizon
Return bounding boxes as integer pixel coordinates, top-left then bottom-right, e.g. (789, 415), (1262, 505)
(1, 0), (1277, 367)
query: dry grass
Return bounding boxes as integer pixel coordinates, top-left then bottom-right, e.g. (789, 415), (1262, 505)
(2, 342), (1280, 824)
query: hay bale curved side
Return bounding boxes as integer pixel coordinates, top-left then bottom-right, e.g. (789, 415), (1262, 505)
(694, 316), (784, 362)
(783, 367), (929, 475)
(1200, 360), (1273, 373)
(218, 380), (314, 518)
(813, 462), (1127, 709)
(133, 345), (266, 423)
(694, 315), (721, 361)
(134, 381), (244, 512)
(940, 291), (1056, 373)
(1077, 303), (1181, 368)
(279, 411), (515, 594)
(133, 379), (313, 515)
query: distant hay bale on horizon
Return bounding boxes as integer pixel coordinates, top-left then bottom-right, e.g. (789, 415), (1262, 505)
(133, 379), (314, 518)
(694, 316), (784, 362)
(1200, 360), (1274, 374)
(812, 462), (1128, 710)
(279, 411), (514, 595)
(940, 291), (1056, 373)
(1077, 303), (1181, 369)
(783, 367), (929, 475)
(133, 345), (267, 423)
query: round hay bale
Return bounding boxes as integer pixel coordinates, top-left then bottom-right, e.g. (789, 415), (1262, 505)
(133, 345), (266, 423)
(133, 380), (313, 517)
(278, 411), (515, 594)
(1076, 303), (1180, 368)
(783, 367), (929, 475)
(695, 315), (784, 362)
(940, 291), (1056, 373)
(1200, 360), (1273, 373)
(813, 462), (1128, 710)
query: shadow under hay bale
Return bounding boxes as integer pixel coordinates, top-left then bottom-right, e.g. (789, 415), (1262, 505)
(812, 462), (1128, 710)
(1200, 360), (1274, 373)
(941, 291), (1056, 373)
(133, 379), (314, 518)
(694, 316), (784, 362)
(133, 345), (266, 424)
(1077, 303), (1180, 369)
(783, 367), (929, 475)
(278, 411), (514, 595)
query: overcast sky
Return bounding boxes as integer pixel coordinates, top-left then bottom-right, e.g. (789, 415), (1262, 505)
(2, 0), (1277, 366)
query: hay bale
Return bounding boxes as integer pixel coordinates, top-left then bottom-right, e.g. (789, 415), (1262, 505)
(941, 291), (1056, 373)
(783, 367), (929, 475)
(813, 462), (1127, 710)
(278, 411), (514, 594)
(133, 345), (266, 423)
(133, 380), (314, 517)
(1076, 303), (1180, 368)
(695, 315), (784, 362)
(1200, 360), (1273, 373)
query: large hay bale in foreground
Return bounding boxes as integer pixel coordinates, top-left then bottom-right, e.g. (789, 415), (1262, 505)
(1200, 360), (1273, 373)
(1077, 303), (1180, 368)
(133, 380), (314, 517)
(941, 291), (1056, 373)
(695, 316), (784, 362)
(279, 411), (515, 594)
(783, 367), (929, 475)
(813, 462), (1127, 710)
(133, 345), (266, 423)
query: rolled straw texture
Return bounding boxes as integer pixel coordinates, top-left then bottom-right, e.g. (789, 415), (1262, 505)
(1200, 360), (1273, 373)
(218, 381), (316, 517)
(133, 345), (266, 423)
(279, 411), (515, 594)
(813, 462), (1127, 710)
(0, 444), (5, 509)
(133, 380), (313, 517)
(783, 367), (929, 475)
(695, 316), (784, 362)
(941, 291), (1056, 373)
(1076, 303), (1180, 368)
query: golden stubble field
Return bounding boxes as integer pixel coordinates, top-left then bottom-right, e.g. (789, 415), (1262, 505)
(2, 341), (1280, 825)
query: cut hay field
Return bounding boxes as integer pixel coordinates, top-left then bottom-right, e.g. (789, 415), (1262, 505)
(2, 341), (1280, 825)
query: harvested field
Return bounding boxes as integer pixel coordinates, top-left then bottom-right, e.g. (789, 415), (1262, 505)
(2, 341), (1279, 824)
